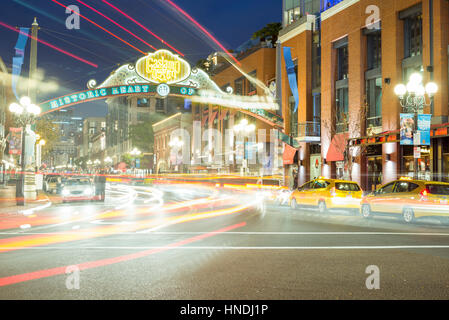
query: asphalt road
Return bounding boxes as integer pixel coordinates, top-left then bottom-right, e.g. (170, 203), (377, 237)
(0, 183), (448, 300)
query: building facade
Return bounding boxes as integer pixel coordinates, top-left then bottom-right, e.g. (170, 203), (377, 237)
(280, 0), (449, 190)
(105, 94), (183, 166)
(153, 112), (192, 173)
(195, 44), (281, 175)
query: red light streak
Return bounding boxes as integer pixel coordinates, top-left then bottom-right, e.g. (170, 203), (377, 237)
(51, 0), (147, 56)
(164, 0), (241, 66)
(0, 21), (98, 68)
(76, 0), (157, 51)
(102, 0), (184, 57)
(0, 222), (246, 287)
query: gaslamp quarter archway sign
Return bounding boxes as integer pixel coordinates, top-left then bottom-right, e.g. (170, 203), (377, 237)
(38, 49), (282, 129)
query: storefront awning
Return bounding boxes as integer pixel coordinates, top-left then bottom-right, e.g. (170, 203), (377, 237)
(283, 143), (297, 165)
(326, 133), (348, 162)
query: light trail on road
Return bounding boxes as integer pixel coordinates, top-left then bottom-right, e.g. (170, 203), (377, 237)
(0, 221), (247, 287)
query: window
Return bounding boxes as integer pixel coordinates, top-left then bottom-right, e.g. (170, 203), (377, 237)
(156, 98), (165, 112)
(394, 182), (419, 193)
(137, 98), (150, 108)
(312, 32), (321, 88)
(404, 14), (422, 58)
(336, 87), (348, 133)
(299, 181), (314, 191)
(377, 182), (395, 194)
(313, 180), (330, 189)
(337, 45), (348, 80)
(313, 93), (321, 124)
(366, 78), (382, 129)
(336, 183), (361, 191)
(234, 77), (244, 95)
(426, 184), (449, 195)
(367, 32), (381, 70)
(289, 96), (298, 137)
(247, 70), (257, 95)
(284, 0), (300, 26)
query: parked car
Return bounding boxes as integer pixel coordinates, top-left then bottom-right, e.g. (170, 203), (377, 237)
(361, 177), (449, 224)
(61, 177), (96, 203)
(289, 178), (363, 213)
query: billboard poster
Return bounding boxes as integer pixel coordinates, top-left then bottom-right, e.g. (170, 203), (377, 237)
(417, 114), (432, 146)
(400, 113), (414, 145)
(8, 128), (22, 155)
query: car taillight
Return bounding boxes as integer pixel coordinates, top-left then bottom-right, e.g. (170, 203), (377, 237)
(330, 187), (336, 197)
(420, 189), (429, 197)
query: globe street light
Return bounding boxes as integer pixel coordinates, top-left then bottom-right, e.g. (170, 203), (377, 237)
(9, 96), (41, 206)
(394, 73), (438, 179)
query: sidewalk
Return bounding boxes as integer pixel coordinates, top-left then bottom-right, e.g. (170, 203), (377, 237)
(0, 186), (51, 215)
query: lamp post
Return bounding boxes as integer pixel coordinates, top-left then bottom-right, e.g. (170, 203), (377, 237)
(9, 96), (41, 205)
(233, 118), (256, 175)
(394, 73), (438, 179)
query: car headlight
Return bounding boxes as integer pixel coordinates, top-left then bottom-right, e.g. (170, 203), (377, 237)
(62, 189), (70, 196)
(84, 188), (93, 196)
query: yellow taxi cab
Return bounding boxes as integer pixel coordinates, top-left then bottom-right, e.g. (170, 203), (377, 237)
(289, 178), (363, 213)
(360, 177), (449, 224)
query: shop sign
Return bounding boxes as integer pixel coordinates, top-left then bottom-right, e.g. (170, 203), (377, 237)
(40, 84), (195, 113)
(414, 147), (421, 159)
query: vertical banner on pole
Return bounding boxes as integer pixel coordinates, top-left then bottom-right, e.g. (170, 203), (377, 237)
(400, 113), (414, 145)
(8, 128), (23, 155)
(417, 114), (432, 146)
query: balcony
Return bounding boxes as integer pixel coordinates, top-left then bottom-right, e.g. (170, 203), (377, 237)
(295, 121), (321, 143)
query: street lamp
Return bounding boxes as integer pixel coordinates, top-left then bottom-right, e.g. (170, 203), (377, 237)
(394, 73), (438, 179)
(9, 96), (41, 205)
(233, 119), (256, 175)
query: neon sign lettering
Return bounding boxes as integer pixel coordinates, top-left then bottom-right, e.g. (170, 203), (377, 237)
(136, 49), (191, 84)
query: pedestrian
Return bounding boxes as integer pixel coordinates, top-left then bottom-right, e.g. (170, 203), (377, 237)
(292, 169), (298, 190)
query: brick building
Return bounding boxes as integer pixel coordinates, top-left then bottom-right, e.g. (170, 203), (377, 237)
(279, 0), (449, 190)
(194, 43), (282, 175)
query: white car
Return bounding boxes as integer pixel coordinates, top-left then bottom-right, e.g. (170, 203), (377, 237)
(61, 178), (96, 203)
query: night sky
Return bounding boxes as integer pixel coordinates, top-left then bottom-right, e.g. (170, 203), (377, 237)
(0, 0), (280, 118)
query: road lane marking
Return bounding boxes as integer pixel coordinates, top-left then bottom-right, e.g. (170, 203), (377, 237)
(1, 245), (449, 250)
(2, 231), (449, 236)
